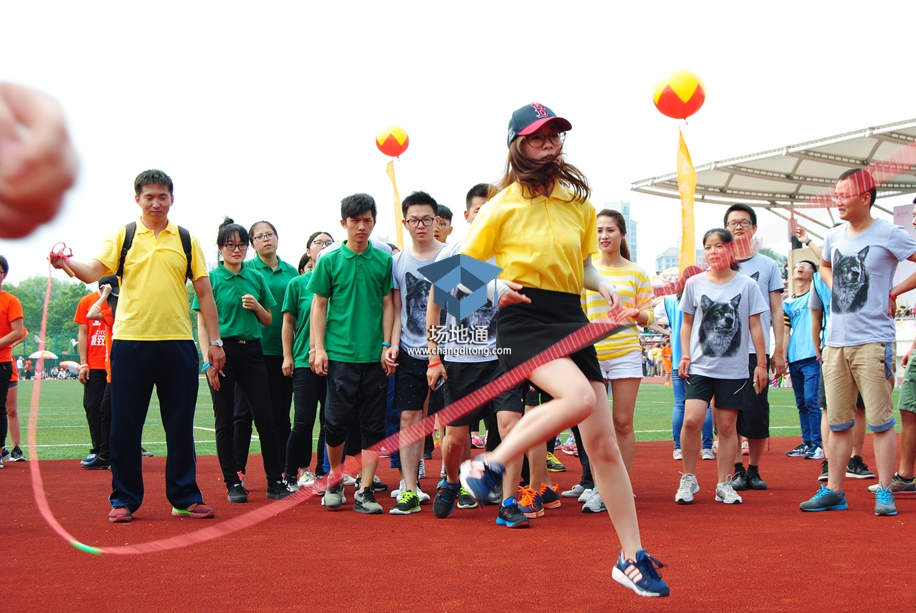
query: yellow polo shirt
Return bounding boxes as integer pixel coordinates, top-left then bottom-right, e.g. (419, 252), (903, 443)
(461, 182), (598, 294)
(96, 218), (209, 341)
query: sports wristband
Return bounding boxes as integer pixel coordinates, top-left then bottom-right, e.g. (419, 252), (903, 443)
(680, 357), (691, 362)
(804, 239), (812, 246)
(308, 349), (317, 355)
(890, 293), (898, 301)
(381, 342), (391, 348)
(203, 362), (211, 371)
(428, 361), (442, 369)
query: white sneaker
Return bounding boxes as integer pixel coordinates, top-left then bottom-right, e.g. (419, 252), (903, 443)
(715, 476), (743, 504)
(577, 488), (594, 503)
(700, 448), (716, 461)
(676, 473), (700, 504)
(673, 448), (683, 460)
(581, 489), (606, 513)
(391, 479), (407, 498)
(297, 469), (317, 488)
(417, 487), (431, 503)
(561, 484), (585, 498)
(391, 479), (429, 502)
(805, 446), (825, 460)
(342, 473), (357, 487)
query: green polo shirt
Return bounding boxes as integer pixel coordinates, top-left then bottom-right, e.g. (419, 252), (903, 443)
(282, 271), (315, 368)
(192, 263), (276, 341)
(308, 240), (393, 363)
(244, 255), (298, 356)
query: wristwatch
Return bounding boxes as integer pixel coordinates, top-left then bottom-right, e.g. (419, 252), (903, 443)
(210, 339), (223, 347)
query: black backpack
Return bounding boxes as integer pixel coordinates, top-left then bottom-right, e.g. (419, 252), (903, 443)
(116, 221), (193, 281)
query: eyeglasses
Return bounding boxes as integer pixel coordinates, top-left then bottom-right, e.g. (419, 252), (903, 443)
(832, 193), (861, 203)
(525, 132), (566, 148)
(223, 243), (247, 252)
(405, 217), (436, 228)
(310, 239), (334, 247)
(725, 220), (753, 229)
(252, 232), (277, 242)
(795, 262), (814, 270)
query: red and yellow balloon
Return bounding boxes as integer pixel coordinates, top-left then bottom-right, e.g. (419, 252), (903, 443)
(376, 125), (410, 158)
(653, 69), (705, 120)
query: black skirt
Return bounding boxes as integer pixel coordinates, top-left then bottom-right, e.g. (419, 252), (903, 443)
(496, 287), (603, 383)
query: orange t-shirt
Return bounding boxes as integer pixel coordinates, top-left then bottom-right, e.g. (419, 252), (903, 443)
(73, 293), (110, 370)
(0, 292), (24, 363)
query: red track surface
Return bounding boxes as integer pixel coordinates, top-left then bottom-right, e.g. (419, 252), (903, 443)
(3, 437), (910, 612)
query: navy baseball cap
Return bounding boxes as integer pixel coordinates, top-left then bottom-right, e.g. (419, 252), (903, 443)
(507, 103), (572, 147)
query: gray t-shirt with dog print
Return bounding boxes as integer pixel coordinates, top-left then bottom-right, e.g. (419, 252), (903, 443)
(737, 253), (783, 356)
(822, 219), (916, 347)
(680, 272), (768, 379)
(393, 245), (445, 354)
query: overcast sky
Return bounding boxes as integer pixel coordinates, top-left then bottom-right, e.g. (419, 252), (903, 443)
(2, 1), (915, 285)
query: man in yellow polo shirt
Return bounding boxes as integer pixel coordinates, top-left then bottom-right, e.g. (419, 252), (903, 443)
(50, 169), (225, 523)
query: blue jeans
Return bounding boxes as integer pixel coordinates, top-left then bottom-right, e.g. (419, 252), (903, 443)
(789, 357), (822, 448)
(672, 373), (713, 449)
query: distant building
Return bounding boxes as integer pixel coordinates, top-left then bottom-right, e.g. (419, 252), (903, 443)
(655, 247), (704, 273)
(606, 201), (638, 263)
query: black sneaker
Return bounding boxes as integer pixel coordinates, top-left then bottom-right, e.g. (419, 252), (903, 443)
(267, 480), (295, 500)
(372, 475), (388, 492)
(495, 497), (530, 528)
(0, 448), (9, 462)
(433, 481), (459, 518)
(83, 456), (111, 470)
(457, 487), (478, 509)
(227, 483), (249, 503)
(284, 475), (300, 491)
(846, 456), (876, 479)
(746, 470), (768, 490)
(9, 446), (26, 462)
(731, 466), (748, 491)
(818, 460), (829, 482)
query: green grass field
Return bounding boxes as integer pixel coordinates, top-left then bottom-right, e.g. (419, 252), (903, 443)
(10, 379), (902, 461)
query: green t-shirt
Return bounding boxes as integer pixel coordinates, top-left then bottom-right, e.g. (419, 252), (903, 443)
(308, 241), (393, 363)
(244, 255), (298, 356)
(282, 271), (315, 369)
(192, 263), (277, 341)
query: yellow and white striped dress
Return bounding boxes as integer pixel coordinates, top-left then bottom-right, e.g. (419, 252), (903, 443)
(582, 261), (655, 361)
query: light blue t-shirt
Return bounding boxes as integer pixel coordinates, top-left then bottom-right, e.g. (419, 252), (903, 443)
(822, 219), (916, 347)
(680, 272), (768, 380)
(664, 295), (683, 365)
(784, 291), (816, 362)
(808, 272), (830, 348)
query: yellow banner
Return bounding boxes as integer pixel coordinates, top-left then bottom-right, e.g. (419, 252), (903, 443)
(386, 160), (404, 249)
(676, 128), (696, 272)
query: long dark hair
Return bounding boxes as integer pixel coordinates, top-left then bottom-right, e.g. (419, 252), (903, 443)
(597, 209), (631, 261)
(494, 136), (590, 203)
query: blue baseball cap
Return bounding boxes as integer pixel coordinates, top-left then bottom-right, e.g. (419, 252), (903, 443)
(507, 103), (572, 147)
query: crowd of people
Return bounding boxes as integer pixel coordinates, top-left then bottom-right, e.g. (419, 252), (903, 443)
(3, 93), (915, 600)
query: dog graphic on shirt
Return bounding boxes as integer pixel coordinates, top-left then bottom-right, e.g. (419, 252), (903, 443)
(832, 246), (869, 314)
(404, 272), (432, 338)
(699, 294), (742, 357)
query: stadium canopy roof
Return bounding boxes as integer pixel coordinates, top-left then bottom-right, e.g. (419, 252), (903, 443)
(630, 118), (916, 231)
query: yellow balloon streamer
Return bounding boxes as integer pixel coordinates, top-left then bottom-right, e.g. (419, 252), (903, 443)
(386, 161), (404, 250)
(676, 127), (696, 272)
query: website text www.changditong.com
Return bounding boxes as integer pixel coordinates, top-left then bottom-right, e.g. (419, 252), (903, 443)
(405, 346), (512, 358)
